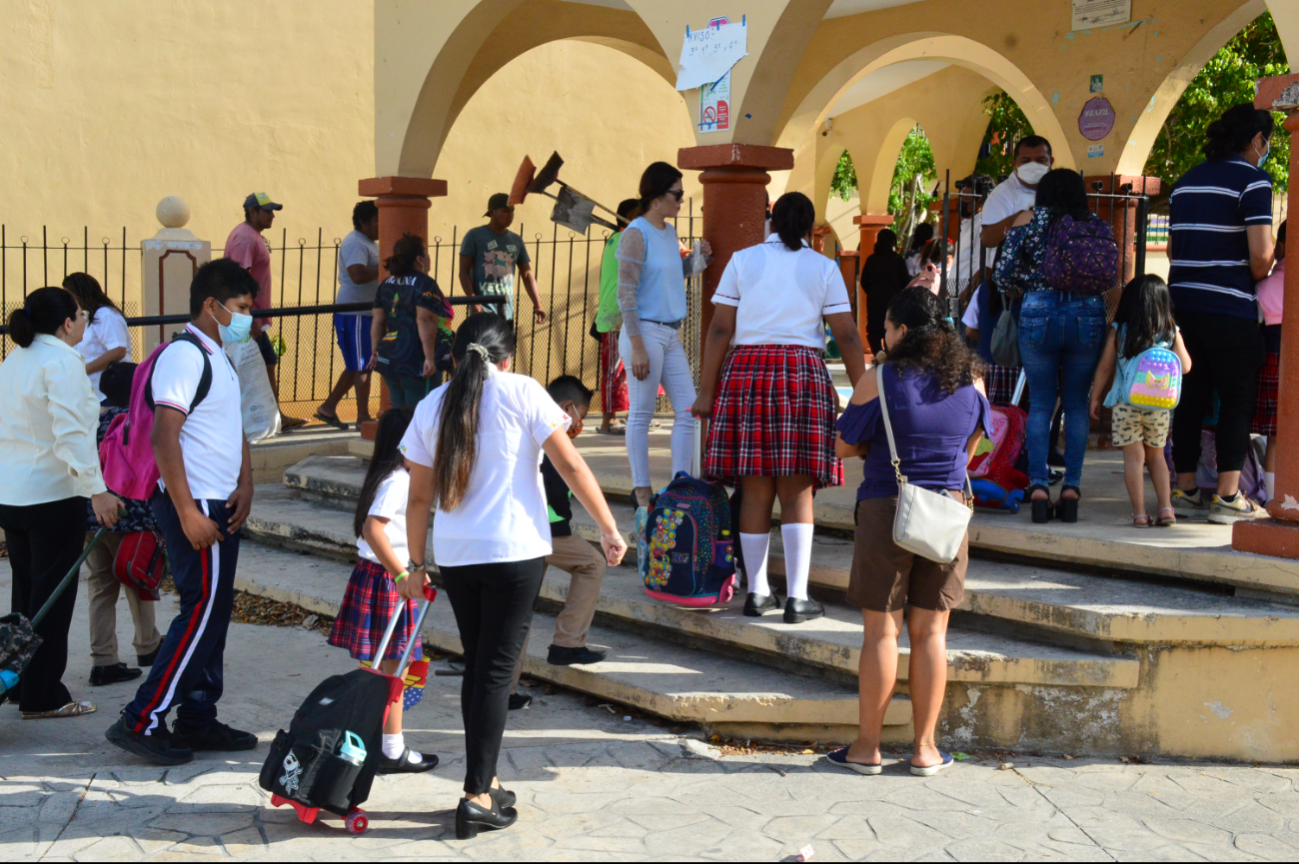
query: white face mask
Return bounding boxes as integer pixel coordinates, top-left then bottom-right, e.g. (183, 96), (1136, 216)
(1016, 162), (1050, 186)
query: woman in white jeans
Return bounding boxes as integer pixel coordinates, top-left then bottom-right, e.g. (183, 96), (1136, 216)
(617, 162), (711, 507)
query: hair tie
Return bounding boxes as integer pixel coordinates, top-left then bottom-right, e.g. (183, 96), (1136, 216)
(467, 343), (491, 364)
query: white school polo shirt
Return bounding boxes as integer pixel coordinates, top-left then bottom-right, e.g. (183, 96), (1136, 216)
(77, 307), (131, 402)
(400, 369), (571, 567)
(711, 235), (852, 349)
(357, 467), (411, 567)
(150, 323), (244, 501)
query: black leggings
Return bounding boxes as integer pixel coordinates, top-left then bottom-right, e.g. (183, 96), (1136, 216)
(0, 497), (87, 713)
(440, 557), (547, 796)
(1171, 311), (1266, 476)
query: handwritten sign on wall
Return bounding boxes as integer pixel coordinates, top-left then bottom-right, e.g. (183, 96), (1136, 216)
(1072, 0), (1130, 30)
(676, 20), (748, 92)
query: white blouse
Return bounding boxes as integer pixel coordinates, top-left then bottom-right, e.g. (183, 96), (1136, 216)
(0, 334), (107, 505)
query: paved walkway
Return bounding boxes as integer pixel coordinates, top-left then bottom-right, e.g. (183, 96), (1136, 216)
(5, 560), (1299, 861)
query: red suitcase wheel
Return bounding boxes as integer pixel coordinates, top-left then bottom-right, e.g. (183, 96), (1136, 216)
(345, 809), (368, 834)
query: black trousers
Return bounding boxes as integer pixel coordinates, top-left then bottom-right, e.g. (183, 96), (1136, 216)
(0, 497), (88, 712)
(1171, 311), (1266, 476)
(440, 557), (547, 796)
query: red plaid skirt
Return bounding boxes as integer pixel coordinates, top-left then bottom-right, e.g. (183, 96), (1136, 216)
(1252, 351), (1280, 436)
(703, 345), (843, 489)
(327, 559), (423, 663)
(987, 363), (1021, 406)
(600, 331), (629, 414)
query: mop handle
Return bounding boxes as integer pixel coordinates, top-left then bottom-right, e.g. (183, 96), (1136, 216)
(31, 527), (107, 630)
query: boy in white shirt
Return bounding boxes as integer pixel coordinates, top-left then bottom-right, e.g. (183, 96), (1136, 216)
(107, 259), (257, 765)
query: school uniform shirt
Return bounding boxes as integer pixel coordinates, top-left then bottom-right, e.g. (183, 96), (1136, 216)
(357, 467), (412, 566)
(0, 333), (107, 506)
(400, 369), (571, 567)
(77, 306), (131, 402)
(149, 323), (244, 501)
(712, 234), (852, 349)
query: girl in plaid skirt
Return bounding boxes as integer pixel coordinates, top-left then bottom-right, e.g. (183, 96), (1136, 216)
(327, 407), (437, 775)
(693, 192), (867, 625)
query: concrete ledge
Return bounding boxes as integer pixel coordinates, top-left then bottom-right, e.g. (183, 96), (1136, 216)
(249, 429), (356, 484)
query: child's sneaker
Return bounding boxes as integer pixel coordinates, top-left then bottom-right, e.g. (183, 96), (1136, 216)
(1171, 488), (1208, 515)
(1208, 493), (1267, 525)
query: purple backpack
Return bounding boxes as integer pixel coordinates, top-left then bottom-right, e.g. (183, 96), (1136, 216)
(1041, 214), (1120, 296)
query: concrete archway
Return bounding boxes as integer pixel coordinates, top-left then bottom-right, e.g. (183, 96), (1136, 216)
(776, 33), (1074, 170)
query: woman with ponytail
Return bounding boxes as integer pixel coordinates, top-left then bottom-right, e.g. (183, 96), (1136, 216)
(0, 286), (123, 719)
(830, 286), (988, 778)
(397, 313), (627, 840)
(693, 192), (866, 625)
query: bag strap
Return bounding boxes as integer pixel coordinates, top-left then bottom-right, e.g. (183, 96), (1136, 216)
(145, 331), (214, 413)
(875, 365), (907, 488)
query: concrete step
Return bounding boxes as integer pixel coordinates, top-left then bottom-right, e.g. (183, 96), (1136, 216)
(248, 483), (1139, 690)
(249, 428), (356, 484)
(230, 540), (909, 743)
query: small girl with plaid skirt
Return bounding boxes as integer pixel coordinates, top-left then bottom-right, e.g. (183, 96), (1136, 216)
(692, 192), (867, 625)
(327, 407), (437, 775)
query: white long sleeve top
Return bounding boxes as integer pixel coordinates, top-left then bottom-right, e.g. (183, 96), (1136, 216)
(0, 333), (107, 505)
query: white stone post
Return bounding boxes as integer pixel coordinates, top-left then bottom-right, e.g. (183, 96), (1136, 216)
(141, 196), (210, 354)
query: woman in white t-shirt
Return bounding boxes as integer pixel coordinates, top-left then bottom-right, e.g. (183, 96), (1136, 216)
(64, 273), (131, 405)
(691, 192), (866, 626)
(398, 313), (627, 840)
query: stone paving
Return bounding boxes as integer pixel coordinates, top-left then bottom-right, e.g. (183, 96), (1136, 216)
(5, 559), (1299, 862)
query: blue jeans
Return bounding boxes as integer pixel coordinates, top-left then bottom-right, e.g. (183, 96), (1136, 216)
(1017, 291), (1107, 490)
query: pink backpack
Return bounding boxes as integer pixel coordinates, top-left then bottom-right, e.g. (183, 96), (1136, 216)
(99, 332), (212, 500)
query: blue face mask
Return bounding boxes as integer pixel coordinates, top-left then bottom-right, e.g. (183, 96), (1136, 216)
(1257, 140), (1271, 168)
(212, 302), (253, 344)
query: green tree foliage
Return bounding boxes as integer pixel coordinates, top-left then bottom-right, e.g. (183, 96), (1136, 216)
(889, 125), (938, 247)
(831, 150), (857, 201)
(975, 92), (1036, 179)
(1144, 12), (1289, 191)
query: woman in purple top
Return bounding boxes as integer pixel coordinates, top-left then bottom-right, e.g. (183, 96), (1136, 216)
(829, 287), (989, 778)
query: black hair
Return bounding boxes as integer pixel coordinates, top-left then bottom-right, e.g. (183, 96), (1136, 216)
(62, 272), (119, 325)
(548, 374), (593, 409)
(885, 286), (983, 394)
(1014, 135), (1053, 159)
(384, 233), (425, 278)
(1204, 104), (1274, 161)
(616, 198), (639, 227)
(100, 361), (137, 409)
(874, 228), (898, 253)
(770, 192), (816, 252)
(907, 223), (934, 256)
(921, 237), (954, 266)
(1278, 219), (1288, 249)
(190, 258), (259, 318)
(1035, 169), (1092, 226)
(7, 286), (80, 349)
(432, 313), (516, 512)
(636, 162), (684, 217)
(352, 200), (379, 231)
(1113, 274), (1177, 360)
(354, 408), (414, 539)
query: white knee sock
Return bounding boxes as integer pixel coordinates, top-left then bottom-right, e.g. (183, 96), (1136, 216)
(1266, 472), (1276, 502)
(382, 732), (423, 763)
(739, 533), (771, 596)
(781, 523), (815, 601)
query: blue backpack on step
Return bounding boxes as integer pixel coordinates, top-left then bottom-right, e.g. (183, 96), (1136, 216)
(640, 473), (737, 607)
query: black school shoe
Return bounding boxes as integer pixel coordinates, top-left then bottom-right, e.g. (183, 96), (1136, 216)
(784, 597), (825, 624)
(105, 715), (193, 765)
(508, 694), (532, 711)
(743, 593), (781, 617)
(376, 748), (438, 775)
(547, 645), (607, 666)
(491, 786), (517, 809)
(172, 720), (258, 752)
(89, 663), (142, 687)
(137, 648), (159, 668)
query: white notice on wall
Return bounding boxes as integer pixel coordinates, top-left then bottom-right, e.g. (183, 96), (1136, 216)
(699, 72), (731, 133)
(1072, 0), (1130, 30)
(677, 20), (748, 92)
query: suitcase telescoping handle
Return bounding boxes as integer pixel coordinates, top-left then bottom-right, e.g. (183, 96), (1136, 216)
(370, 582), (436, 676)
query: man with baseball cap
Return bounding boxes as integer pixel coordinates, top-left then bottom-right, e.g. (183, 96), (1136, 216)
(223, 193), (305, 430)
(459, 192), (546, 325)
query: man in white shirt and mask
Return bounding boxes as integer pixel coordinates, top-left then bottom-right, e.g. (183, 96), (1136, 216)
(980, 136), (1054, 253)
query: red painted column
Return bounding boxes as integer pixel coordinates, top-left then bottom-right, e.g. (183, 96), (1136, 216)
(678, 145), (795, 351)
(356, 176), (447, 441)
(1235, 76), (1299, 557)
(853, 214), (895, 350)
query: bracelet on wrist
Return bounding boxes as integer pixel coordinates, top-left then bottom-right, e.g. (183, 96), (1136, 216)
(394, 570), (409, 582)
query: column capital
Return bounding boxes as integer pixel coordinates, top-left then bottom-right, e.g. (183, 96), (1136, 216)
(1081, 174), (1162, 197)
(1254, 74), (1299, 111)
(358, 176), (448, 199)
(678, 144), (794, 172)
(853, 214), (895, 228)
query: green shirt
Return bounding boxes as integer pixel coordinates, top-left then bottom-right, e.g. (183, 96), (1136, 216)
(596, 231), (623, 333)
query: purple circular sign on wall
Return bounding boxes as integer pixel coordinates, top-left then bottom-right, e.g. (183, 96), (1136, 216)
(1079, 96), (1116, 141)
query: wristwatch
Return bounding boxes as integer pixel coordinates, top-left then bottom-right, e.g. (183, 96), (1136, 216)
(407, 560), (429, 575)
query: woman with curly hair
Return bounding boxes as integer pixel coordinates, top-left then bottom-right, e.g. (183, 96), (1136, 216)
(828, 286), (989, 778)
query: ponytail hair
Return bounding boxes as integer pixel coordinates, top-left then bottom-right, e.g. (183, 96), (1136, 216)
(7, 286), (80, 349)
(354, 407), (414, 538)
(770, 192), (815, 252)
(432, 313), (516, 512)
(384, 233), (426, 278)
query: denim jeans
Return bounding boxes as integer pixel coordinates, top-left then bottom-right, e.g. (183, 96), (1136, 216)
(1017, 291), (1107, 489)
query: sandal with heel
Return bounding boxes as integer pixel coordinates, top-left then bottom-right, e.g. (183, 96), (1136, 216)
(1057, 486), (1080, 524)
(1029, 485), (1053, 524)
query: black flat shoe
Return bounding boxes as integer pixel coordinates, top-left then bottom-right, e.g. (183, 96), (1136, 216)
(105, 715), (193, 765)
(743, 593), (780, 617)
(376, 748), (438, 774)
(508, 694), (532, 711)
(171, 720), (258, 752)
(784, 597), (824, 624)
(547, 645), (607, 666)
(455, 796), (518, 840)
(490, 786), (517, 809)
(1058, 486), (1080, 524)
(1029, 485), (1053, 524)
(136, 648), (159, 668)
(89, 663), (142, 687)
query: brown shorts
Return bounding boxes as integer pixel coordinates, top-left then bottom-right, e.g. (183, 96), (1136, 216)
(846, 495), (969, 613)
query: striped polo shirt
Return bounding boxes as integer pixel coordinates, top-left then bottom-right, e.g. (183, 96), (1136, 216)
(1167, 156), (1272, 319)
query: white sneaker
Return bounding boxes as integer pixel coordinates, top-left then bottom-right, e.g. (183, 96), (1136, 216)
(1208, 494), (1267, 525)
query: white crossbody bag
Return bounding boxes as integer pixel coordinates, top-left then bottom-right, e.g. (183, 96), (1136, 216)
(876, 365), (973, 564)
